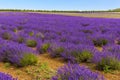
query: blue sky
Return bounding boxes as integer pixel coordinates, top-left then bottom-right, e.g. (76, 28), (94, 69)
(0, 0), (120, 10)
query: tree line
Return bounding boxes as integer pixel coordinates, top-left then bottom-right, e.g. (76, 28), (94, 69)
(0, 9), (120, 13)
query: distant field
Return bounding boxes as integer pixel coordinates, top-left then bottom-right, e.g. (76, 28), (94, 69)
(32, 12), (120, 18)
(1, 11), (120, 18)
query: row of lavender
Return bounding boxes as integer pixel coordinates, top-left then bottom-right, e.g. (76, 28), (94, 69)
(0, 12), (120, 79)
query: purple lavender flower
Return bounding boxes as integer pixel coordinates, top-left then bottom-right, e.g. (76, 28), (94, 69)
(52, 63), (104, 80)
(0, 72), (17, 80)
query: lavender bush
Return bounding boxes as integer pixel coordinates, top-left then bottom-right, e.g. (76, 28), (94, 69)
(0, 41), (38, 67)
(52, 63), (105, 80)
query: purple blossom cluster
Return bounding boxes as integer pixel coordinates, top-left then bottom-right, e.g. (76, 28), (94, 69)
(0, 38), (37, 66)
(52, 63), (104, 80)
(92, 45), (120, 63)
(0, 72), (17, 80)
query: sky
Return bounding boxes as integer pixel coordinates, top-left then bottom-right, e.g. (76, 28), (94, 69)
(0, 0), (120, 11)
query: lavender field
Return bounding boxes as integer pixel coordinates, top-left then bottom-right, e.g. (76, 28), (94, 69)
(0, 12), (120, 80)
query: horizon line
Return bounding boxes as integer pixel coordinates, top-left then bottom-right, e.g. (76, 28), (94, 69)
(0, 8), (114, 11)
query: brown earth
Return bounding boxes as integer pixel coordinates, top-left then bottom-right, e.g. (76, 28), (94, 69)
(0, 54), (64, 80)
